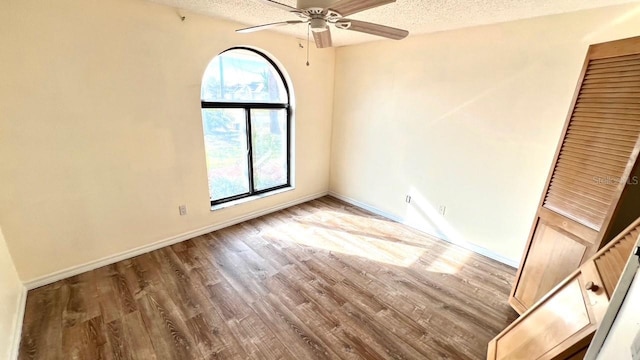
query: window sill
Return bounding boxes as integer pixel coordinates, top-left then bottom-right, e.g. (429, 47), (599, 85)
(210, 186), (295, 211)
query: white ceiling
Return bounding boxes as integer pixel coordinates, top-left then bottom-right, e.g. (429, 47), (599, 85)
(147, 0), (639, 46)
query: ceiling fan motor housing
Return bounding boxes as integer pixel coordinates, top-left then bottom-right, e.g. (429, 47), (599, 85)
(297, 0), (333, 10)
(309, 18), (328, 32)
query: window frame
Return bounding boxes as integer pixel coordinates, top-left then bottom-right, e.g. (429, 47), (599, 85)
(201, 47), (292, 207)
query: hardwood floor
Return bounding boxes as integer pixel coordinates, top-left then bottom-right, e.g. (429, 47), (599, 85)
(19, 196), (518, 360)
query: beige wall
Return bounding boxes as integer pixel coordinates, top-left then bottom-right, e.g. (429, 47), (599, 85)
(0, 0), (335, 282)
(0, 226), (23, 359)
(2, 0), (639, 284)
(330, 4), (640, 263)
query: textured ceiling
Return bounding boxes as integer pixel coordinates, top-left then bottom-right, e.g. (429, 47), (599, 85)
(147, 0), (639, 46)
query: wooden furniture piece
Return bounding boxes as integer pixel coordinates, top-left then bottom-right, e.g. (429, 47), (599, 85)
(510, 35), (640, 314)
(489, 217), (640, 360)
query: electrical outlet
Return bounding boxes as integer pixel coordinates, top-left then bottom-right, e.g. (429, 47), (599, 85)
(179, 205), (187, 216)
(438, 205), (446, 216)
(406, 195), (412, 204)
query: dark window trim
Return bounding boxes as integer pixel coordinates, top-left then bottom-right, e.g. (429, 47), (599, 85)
(202, 47), (292, 207)
(202, 102), (288, 109)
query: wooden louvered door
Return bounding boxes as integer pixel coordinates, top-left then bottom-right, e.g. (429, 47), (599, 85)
(509, 36), (640, 314)
(489, 218), (640, 360)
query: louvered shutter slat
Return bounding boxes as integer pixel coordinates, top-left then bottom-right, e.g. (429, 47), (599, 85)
(585, 69), (640, 79)
(583, 75), (640, 85)
(589, 58), (640, 69)
(587, 64), (640, 74)
(548, 182), (611, 204)
(581, 80), (640, 89)
(589, 53), (640, 64)
(558, 151), (628, 169)
(563, 138), (634, 155)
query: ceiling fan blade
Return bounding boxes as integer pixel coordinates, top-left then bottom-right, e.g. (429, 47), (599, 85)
(328, 0), (395, 17)
(253, 0), (301, 12)
(236, 20), (306, 33)
(313, 28), (333, 48)
(336, 19), (408, 40)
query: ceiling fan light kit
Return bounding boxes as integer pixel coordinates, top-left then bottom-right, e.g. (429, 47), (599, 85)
(236, 0), (409, 48)
(309, 18), (329, 32)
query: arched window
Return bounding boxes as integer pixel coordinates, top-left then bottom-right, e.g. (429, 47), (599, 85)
(201, 48), (291, 206)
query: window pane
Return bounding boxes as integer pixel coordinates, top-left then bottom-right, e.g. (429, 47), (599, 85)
(201, 49), (287, 103)
(202, 108), (250, 201)
(251, 109), (288, 191)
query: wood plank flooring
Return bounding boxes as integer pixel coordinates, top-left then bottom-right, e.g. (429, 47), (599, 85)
(19, 196), (518, 360)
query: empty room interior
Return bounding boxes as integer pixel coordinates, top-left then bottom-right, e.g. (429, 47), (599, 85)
(3, 0), (640, 359)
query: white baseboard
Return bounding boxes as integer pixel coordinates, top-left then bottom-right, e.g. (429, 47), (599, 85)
(24, 191), (328, 290)
(23, 189), (517, 291)
(9, 285), (27, 360)
(329, 191), (405, 223)
(328, 191), (519, 268)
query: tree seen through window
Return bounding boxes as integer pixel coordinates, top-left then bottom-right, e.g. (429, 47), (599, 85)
(201, 48), (291, 205)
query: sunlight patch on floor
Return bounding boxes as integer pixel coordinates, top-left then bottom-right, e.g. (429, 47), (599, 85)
(424, 246), (472, 274)
(238, 196), (483, 273)
(265, 215), (426, 268)
(305, 209), (435, 246)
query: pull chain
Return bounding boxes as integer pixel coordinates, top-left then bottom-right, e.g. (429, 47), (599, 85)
(306, 24), (310, 66)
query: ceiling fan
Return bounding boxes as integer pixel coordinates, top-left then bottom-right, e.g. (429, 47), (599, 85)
(236, 0), (409, 48)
